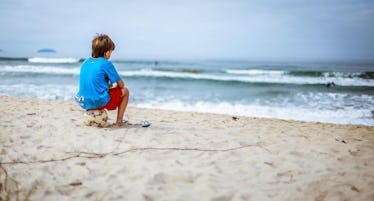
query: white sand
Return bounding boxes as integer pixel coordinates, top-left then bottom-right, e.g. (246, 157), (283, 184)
(1, 95), (374, 201)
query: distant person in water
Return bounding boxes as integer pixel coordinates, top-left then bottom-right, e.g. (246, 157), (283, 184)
(75, 34), (129, 126)
(326, 82), (336, 88)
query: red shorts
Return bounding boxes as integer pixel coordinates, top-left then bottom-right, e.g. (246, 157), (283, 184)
(96, 88), (123, 110)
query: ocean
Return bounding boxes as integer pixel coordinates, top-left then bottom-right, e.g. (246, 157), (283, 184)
(1, 57), (373, 126)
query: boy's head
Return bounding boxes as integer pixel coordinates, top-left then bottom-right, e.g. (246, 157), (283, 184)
(91, 34), (115, 58)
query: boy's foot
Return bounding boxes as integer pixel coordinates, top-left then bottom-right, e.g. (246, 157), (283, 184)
(115, 123), (124, 127)
(113, 120), (128, 127)
(109, 120), (150, 128)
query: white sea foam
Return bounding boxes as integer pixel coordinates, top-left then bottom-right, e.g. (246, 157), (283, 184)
(0, 83), (78, 101)
(0, 65), (80, 75)
(225, 69), (285, 75)
(0, 82), (372, 126)
(28, 57), (80, 63)
(119, 69), (374, 87)
(135, 100), (374, 126)
(1, 66), (373, 87)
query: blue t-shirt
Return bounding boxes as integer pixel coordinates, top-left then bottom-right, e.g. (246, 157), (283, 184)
(75, 57), (121, 110)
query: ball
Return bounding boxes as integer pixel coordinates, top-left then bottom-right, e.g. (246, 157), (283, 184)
(83, 109), (108, 127)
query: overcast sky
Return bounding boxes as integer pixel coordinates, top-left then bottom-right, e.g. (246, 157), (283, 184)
(0, 0), (373, 60)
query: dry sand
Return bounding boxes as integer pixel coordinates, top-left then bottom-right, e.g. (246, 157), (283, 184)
(0, 95), (374, 201)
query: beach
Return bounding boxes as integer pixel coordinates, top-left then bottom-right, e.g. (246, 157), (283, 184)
(1, 95), (374, 201)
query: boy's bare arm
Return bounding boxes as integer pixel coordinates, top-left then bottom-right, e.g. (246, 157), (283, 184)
(117, 79), (125, 89)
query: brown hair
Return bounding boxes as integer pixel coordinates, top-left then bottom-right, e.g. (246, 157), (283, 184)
(91, 34), (115, 58)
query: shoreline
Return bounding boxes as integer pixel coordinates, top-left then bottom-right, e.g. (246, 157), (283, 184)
(3, 94), (374, 128)
(1, 95), (374, 200)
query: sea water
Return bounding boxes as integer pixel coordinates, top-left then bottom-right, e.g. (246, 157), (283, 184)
(0, 57), (373, 126)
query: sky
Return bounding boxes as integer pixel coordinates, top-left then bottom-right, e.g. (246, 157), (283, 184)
(0, 0), (374, 61)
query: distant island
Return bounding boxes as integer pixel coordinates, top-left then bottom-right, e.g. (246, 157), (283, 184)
(37, 48), (57, 53)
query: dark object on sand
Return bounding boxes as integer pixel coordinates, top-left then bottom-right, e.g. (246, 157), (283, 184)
(69, 181), (82, 186)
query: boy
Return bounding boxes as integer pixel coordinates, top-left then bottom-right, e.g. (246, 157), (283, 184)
(75, 34), (129, 126)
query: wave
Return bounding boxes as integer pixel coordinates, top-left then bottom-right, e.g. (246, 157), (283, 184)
(0, 83), (77, 101)
(134, 100), (374, 126)
(225, 69), (284, 75)
(226, 69), (374, 79)
(119, 69), (374, 87)
(153, 68), (204, 74)
(2, 65), (374, 87)
(28, 57), (81, 63)
(327, 72), (374, 79)
(1, 83), (373, 126)
(0, 65), (80, 75)
(0, 57), (28, 61)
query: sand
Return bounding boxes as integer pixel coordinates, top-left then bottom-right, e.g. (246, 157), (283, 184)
(0, 95), (374, 201)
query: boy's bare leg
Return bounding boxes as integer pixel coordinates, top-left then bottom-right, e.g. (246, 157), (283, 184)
(116, 88), (129, 126)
